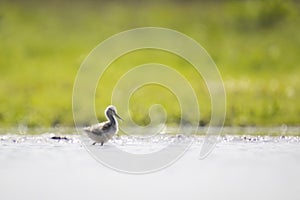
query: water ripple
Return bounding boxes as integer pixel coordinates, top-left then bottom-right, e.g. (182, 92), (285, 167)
(1, 134), (299, 147)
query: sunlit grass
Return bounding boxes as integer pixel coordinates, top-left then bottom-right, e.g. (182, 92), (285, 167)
(0, 0), (299, 127)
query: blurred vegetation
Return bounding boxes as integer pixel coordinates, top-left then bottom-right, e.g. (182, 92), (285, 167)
(0, 0), (299, 127)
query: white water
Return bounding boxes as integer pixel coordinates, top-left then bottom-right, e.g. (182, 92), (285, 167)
(0, 133), (300, 200)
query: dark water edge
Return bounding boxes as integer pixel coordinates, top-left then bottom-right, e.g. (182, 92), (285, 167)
(1, 129), (300, 147)
(0, 126), (299, 136)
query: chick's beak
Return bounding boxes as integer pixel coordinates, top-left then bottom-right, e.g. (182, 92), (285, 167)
(115, 112), (123, 121)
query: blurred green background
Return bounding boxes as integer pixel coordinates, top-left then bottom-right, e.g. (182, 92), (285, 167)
(0, 0), (299, 127)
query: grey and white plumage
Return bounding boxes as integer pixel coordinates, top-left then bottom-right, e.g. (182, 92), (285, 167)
(84, 105), (122, 146)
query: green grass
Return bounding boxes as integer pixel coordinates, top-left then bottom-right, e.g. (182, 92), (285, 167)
(0, 0), (300, 127)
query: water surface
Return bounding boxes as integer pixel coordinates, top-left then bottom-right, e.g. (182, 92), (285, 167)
(1, 128), (300, 200)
